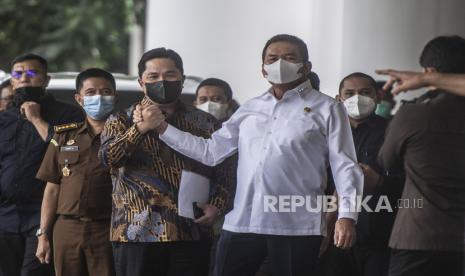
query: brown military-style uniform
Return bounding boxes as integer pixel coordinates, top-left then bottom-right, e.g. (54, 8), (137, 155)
(36, 121), (114, 276)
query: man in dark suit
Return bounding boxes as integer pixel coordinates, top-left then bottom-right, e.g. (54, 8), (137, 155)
(378, 35), (465, 276)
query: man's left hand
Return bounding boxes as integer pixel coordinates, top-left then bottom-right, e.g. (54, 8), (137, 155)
(334, 218), (356, 249)
(194, 203), (220, 226)
(20, 101), (42, 123)
(359, 163), (383, 194)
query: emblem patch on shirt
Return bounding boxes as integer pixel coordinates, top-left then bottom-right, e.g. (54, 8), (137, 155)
(304, 107), (312, 113)
(54, 123), (79, 133)
(66, 139), (76, 145)
(50, 139), (59, 147)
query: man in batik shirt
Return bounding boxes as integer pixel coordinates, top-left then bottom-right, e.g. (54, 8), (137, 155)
(99, 48), (235, 276)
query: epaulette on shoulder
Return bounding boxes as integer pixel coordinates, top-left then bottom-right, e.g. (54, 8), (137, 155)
(54, 122), (80, 134)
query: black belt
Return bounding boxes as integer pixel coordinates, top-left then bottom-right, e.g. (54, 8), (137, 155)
(59, 214), (109, 222)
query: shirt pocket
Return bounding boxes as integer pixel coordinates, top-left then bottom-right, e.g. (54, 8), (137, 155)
(58, 151), (80, 177)
(58, 152), (80, 165)
(278, 115), (325, 147)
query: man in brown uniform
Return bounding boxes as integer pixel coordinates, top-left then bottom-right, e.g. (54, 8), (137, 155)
(35, 68), (117, 276)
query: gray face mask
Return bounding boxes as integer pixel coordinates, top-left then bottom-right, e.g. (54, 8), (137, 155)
(263, 59), (303, 84)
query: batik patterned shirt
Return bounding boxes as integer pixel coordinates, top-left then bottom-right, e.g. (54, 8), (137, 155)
(99, 97), (235, 242)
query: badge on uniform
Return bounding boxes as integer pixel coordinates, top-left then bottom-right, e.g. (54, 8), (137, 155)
(304, 107), (312, 113)
(62, 159), (71, 177)
(66, 139), (75, 145)
(62, 165), (71, 177)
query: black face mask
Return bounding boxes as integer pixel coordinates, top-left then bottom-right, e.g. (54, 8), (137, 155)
(13, 86), (45, 107)
(145, 80), (182, 104)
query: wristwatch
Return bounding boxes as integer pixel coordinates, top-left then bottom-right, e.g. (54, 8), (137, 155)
(35, 228), (47, 237)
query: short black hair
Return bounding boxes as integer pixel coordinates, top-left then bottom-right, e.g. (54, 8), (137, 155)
(262, 34), (309, 62)
(308, 71), (320, 90)
(11, 53), (48, 72)
(75, 68), (116, 92)
(339, 72), (377, 94)
(138, 47), (184, 78)
(419, 35), (465, 74)
(196, 78), (233, 100)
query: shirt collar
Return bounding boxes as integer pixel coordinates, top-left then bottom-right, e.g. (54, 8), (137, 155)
(264, 79), (313, 100)
(76, 120), (90, 135)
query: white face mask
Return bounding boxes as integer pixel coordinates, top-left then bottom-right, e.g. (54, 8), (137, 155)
(343, 95), (376, 120)
(263, 59), (303, 84)
(196, 101), (229, 120)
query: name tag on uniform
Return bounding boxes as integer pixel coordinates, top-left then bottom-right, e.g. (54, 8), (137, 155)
(60, 146), (79, 152)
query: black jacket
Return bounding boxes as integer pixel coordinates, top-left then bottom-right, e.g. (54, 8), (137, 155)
(352, 114), (404, 246)
(0, 93), (84, 232)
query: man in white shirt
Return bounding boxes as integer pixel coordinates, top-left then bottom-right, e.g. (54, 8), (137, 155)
(133, 34), (363, 276)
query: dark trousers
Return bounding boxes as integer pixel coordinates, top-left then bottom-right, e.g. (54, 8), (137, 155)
(315, 243), (357, 276)
(0, 228), (54, 276)
(214, 230), (322, 276)
(389, 249), (464, 276)
(112, 240), (212, 276)
(53, 217), (115, 276)
(352, 244), (390, 276)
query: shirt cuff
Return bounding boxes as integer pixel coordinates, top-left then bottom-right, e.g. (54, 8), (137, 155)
(127, 124), (144, 145)
(159, 124), (179, 146)
(337, 197), (359, 222)
(337, 212), (358, 223)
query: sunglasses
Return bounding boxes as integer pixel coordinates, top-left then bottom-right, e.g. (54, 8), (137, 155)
(11, 69), (39, 79)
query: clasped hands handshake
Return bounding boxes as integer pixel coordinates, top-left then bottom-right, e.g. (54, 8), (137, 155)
(133, 104), (167, 134)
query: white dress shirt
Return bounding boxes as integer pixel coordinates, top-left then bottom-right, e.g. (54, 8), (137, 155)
(160, 80), (363, 236)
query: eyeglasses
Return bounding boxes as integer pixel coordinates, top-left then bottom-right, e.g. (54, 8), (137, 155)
(11, 69), (39, 79)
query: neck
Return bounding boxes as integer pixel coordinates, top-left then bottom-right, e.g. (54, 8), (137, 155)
(271, 78), (306, 100)
(86, 117), (105, 135)
(349, 116), (371, 129)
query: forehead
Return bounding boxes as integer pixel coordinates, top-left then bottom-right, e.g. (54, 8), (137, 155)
(81, 77), (114, 90)
(342, 77), (375, 90)
(12, 59), (44, 71)
(265, 41), (302, 57)
(197, 85), (226, 97)
(144, 58), (180, 74)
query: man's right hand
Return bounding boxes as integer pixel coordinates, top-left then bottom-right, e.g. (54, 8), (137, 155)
(134, 104), (166, 134)
(36, 236), (51, 264)
(375, 69), (429, 95)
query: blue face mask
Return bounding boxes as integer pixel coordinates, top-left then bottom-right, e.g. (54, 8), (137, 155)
(82, 95), (115, 120)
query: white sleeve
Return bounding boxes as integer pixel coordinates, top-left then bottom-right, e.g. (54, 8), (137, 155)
(327, 102), (364, 222)
(159, 113), (240, 166)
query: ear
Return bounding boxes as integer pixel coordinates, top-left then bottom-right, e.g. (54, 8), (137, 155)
(335, 94), (341, 102)
(74, 92), (83, 107)
(305, 61), (312, 73)
(193, 100), (197, 106)
(44, 75), (51, 88)
(298, 61), (312, 76)
(138, 78), (147, 95)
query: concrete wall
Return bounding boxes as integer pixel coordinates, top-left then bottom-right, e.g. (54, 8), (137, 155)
(146, 0), (465, 104)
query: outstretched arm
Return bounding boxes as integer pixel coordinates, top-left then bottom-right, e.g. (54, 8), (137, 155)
(376, 69), (465, 96)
